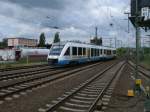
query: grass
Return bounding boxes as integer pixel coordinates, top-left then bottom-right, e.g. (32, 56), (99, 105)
(0, 58), (47, 69)
(140, 54), (150, 69)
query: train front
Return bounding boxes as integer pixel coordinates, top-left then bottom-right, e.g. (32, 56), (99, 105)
(47, 43), (64, 65)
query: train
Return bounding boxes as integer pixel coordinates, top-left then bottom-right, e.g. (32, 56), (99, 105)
(47, 41), (116, 65)
(0, 48), (49, 61)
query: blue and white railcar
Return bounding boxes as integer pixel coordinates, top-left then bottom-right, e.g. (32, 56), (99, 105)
(47, 41), (116, 65)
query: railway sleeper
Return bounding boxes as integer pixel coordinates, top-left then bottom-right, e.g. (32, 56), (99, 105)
(73, 95), (96, 100)
(65, 102), (90, 108)
(70, 98), (92, 104)
(62, 102), (90, 110)
(77, 92), (97, 97)
(58, 105), (86, 112)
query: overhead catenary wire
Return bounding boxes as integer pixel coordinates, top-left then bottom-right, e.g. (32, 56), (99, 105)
(96, 0), (131, 34)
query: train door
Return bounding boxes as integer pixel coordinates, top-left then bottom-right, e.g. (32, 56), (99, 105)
(15, 50), (21, 61)
(86, 48), (90, 59)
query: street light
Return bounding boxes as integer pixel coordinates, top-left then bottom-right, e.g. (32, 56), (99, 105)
(124, 12), (131, 33)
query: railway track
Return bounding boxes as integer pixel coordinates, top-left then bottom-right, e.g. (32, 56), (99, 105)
(128, 61), (150, 79)
(0, 62), (99, 82)
(0, 61), (107, 84)
(0, 66), (54, 81)
(0, 63), (48, 72)
(139, 65), (150, 71)
(0, 61), (112, 103)
(37, 61), (125, 112)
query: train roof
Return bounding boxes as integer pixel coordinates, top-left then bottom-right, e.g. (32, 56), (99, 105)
(52, 41), (116, 50)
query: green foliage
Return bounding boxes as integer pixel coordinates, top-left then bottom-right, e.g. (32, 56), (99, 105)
(141, 55), (150, 68)
(0, 39), (8, 48)
(39, 33), (46, 47)
(143, 47), (150, 54)
(140, 47), (150, 68)
(116, 48), (127, 57)
(53, 32), (60, 43)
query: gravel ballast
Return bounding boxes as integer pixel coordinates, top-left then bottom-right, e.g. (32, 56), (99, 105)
(0, 60), (116, 112)
(106, 64), (146, 112)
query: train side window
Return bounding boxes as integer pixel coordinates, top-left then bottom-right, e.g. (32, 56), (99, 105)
(110, 50), (111, 55)
(97, 49), (99, 56)
(99, 49), (101, 55)
(92, 49), (95, 56)
(95, 49), (97, 56)
(94, 49), (96, 56)
(107, 50), (109, 55)
(64, 47), (70, 56)
(72, 47), (77, 55)
(107, 50), (111, 55)
(78, 47), (82, 55)
(104, 50), (106, 54)
(95, 49), (98, 56)
(100, 49), (102, 55)
(91, 48), (94, 57)
(83, 48), (86, 55)
(113, 50), (116, 54)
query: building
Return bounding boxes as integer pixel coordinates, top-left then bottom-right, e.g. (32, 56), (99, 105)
(90, 37), (102, 46)
(7, 37), (38, 48)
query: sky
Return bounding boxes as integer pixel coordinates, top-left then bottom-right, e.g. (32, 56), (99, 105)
(0, 0), (138, 47)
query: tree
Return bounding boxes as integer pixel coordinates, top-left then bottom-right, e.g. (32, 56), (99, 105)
(53, 32), (60, 43)
(116, 48), (127, 57)
(0, 38), (8, 49)
(39, 32), (46, 47)
(2, 39), (7, 47)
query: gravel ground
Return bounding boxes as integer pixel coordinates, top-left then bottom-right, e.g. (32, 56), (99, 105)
(106, 64), (146, 112)
(0, 60), (116, 112)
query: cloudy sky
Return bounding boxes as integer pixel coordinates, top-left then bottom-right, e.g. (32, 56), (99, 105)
(0, 0), (137, 46)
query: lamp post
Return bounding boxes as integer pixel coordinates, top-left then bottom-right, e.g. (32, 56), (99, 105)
(124, 12), (131, 33)
(135, 0), (141, 79)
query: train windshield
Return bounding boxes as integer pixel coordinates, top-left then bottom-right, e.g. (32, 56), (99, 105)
(49, 45), (64, 55)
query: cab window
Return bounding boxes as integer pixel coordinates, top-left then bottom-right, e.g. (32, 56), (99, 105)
(64, 47), (70, 55)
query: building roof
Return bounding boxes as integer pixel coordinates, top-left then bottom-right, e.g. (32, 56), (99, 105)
(7, 37), (38, 41)
(53, 41), (116, 50)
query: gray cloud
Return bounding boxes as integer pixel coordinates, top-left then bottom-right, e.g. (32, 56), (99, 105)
(3, 0), (68, 9)
(0, 0), (133, 45)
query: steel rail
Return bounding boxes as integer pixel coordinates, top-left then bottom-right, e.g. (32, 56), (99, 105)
(0, 61), (105, 100)
(44, 61), (124, 112)
(128, 61), (150, 79)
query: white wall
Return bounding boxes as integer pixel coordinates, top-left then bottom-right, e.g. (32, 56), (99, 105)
(0, 50), (15, 61)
